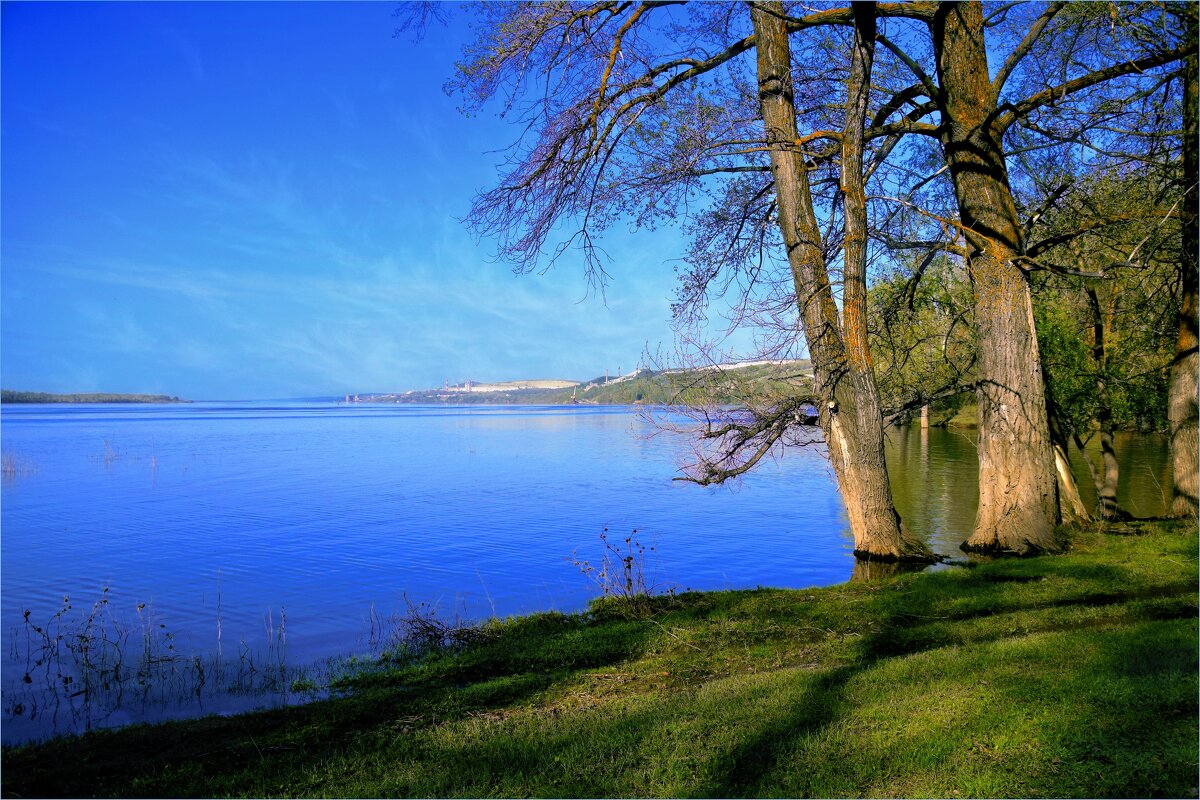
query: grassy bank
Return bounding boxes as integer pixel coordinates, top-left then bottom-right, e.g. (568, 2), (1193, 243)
(3, 520), (1196, 798)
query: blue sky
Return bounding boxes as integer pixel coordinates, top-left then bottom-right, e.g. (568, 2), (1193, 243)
(1, 2), (707, 400)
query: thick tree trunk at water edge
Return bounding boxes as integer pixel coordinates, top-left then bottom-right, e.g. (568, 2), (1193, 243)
(964, 252), (1060, 552)
(823, 374), (928, 561)
(750, 2), (931, 562)
(932, 1), (1060, 554)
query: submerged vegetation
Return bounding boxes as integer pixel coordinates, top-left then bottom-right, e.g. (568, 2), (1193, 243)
(3, 588), (499, 748)
(0, 452), (37, 481)
(3, 519), (1195, 798)
(5, 589), (306, 741)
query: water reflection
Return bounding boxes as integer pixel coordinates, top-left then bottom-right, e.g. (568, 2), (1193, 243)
(885, 426), (981, 556)
(884, 425), (1173, 559)
(1073, 431), (1172, 518)
(849, 558), (930, 583)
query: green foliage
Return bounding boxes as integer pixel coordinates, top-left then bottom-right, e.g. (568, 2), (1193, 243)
(1035, 294), (1102, 433)
(1028, 171), (1180, 436)
(5, 520), (1196, 798)
(1034, 279), (1172, 435)
(868, 255), (977, 419)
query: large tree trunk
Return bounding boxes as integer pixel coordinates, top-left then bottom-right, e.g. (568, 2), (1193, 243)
(1168, 11), (1199, 519)
(931, 1), (1060, 554)
(751, 2), (930, 561)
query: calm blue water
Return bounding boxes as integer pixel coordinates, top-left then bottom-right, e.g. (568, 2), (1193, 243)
(0, 402), (1171, 742)
(1, 402), (857, 639)
(1, 402), (858, 740)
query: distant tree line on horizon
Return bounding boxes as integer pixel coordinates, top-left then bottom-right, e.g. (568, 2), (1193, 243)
(0, 390), (186, 404)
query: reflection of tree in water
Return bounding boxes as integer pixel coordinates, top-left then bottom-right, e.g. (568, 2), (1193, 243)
(884, 425), (1172, 553)
(849, 558), (929, 583)
(1071, 431), (1173, 519)
(884, 426), (981, 554)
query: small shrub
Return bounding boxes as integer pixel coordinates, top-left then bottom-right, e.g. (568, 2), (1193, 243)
(289, 676), (320, 694)
(571, 529), (672, 617)
(367, 594), (491, 663)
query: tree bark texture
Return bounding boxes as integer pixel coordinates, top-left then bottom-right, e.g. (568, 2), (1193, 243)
(932, 1), (1059, 554)
(1168, 11), (1199, 519)
(750, 1), (930, 561)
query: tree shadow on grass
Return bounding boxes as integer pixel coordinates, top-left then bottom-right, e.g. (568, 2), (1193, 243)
(703, 558), (1197, 797)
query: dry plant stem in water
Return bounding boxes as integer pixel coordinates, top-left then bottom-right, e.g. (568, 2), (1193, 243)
(571, 529), (670, 617)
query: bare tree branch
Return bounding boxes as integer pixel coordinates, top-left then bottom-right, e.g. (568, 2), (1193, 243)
(996, 42), (1197, 132)
(991, 1), (1066, 95)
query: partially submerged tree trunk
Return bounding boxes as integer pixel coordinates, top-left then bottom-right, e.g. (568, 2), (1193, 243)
(931, 1), (1060, 554)
(1084, 286), (1132, 520)
(1046, 386), (1091, 526)
(1169, 14), (1199, 519)
(751, 2), (931, 562)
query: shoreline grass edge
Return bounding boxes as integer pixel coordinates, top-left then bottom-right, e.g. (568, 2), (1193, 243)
(3, 518), (1196, 798)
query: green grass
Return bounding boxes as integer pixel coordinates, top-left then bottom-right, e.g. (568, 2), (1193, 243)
(4, 519), (1196, 798)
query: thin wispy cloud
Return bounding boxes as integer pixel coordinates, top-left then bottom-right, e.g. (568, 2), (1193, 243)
(2, 3), (695, 399)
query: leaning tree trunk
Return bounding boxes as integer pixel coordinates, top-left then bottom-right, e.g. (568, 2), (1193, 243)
(751, 1), (930, 561)
(932, 1), (1059, 554)
(1085, 286), (1130, 519)
(1169, 14), (1199, 519)
(1045, 382), (1091, 526)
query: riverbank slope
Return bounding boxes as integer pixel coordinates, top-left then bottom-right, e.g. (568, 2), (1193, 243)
(368, 360), (814, 405)
(3, 519), (1196, 798)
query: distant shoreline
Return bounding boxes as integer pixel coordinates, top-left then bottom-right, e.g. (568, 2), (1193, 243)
(0, 390), (187, 404)
(357, 360), (816, 407)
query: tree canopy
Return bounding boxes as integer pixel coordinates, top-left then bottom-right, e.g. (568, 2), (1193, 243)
(442, 0), (1197, 555)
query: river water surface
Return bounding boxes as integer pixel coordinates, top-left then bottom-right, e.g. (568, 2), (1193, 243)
(0, 402), (1171, 742)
